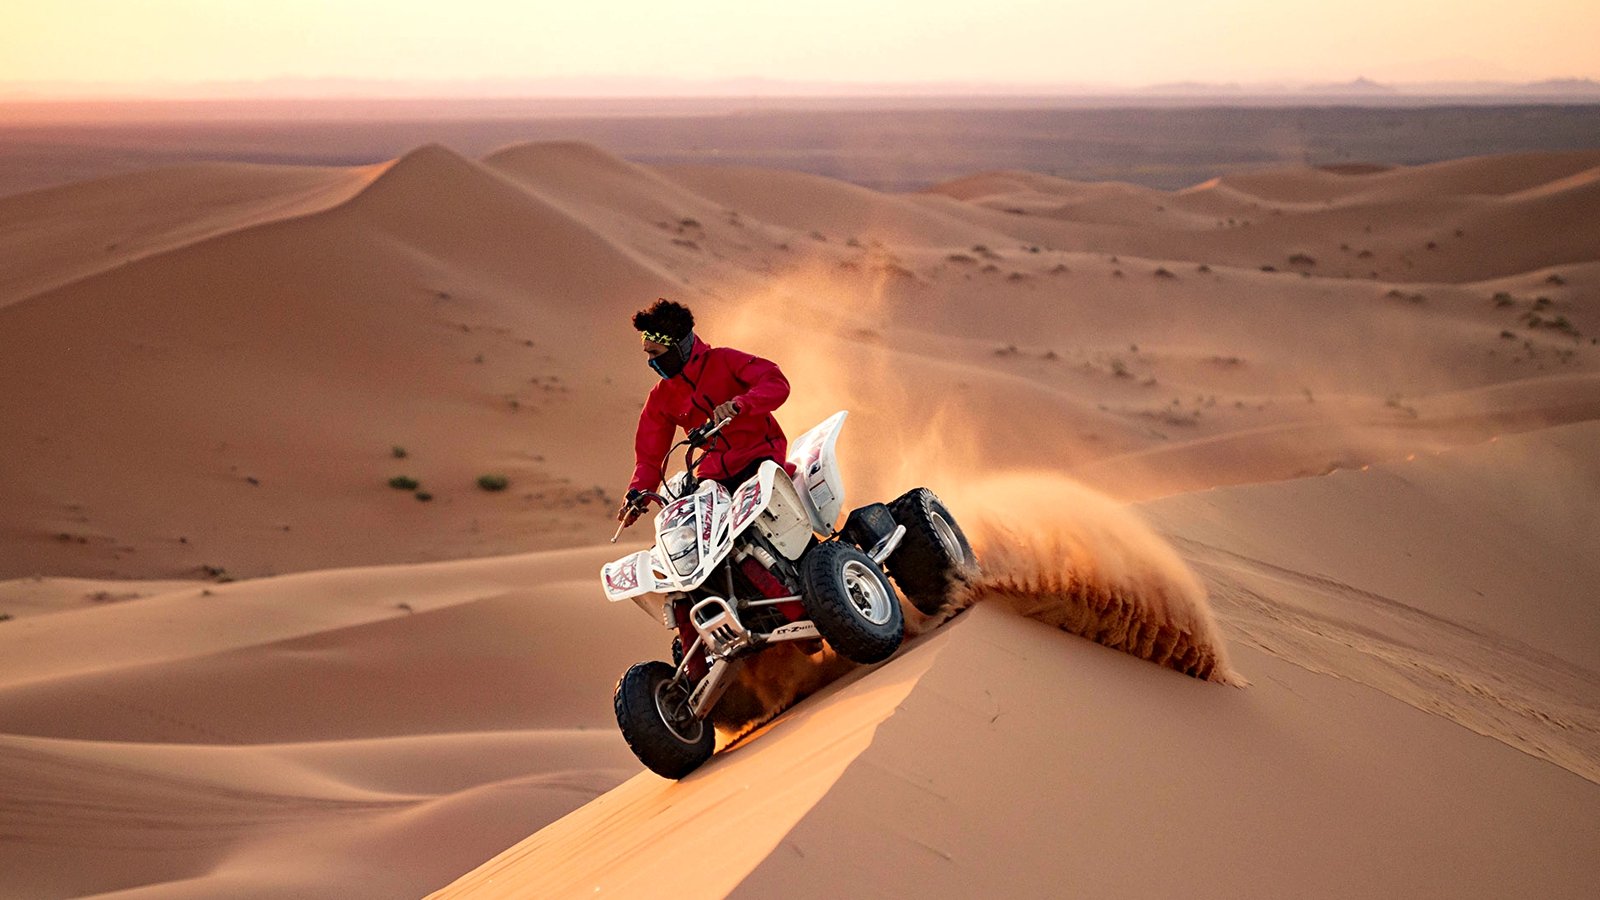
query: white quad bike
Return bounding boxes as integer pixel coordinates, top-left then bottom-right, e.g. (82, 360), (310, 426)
(601, 411), (973, 778)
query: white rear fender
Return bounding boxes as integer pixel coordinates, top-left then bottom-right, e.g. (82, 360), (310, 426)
(726, 460), (814, 559)
(786, 410), (849, 534)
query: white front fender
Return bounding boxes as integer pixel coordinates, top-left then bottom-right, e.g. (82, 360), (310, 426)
(601, 549), (659, 601)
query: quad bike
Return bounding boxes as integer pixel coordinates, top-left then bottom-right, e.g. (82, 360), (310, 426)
(601, 411), (973, 778)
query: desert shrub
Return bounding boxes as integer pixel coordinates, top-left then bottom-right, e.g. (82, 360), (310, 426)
(1154, 267), (1176, 279)
(201, 565), (234, 583)
(476, 474), (510, 492)
(389, 475), (420, 490)
(1288, 253), (1316, 266)
(415, 491), (433, 502)
(391, 445), (408, 459)
(1493, 292), (1515, 308)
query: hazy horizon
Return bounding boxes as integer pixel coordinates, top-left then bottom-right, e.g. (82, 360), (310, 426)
(5, 1), (1598, 102)
(6, 72), (1600, 104)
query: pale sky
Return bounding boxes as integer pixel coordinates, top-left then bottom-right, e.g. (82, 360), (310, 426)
(3, 0), (1597, 93)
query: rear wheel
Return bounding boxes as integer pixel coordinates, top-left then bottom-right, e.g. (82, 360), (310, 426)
(887, 487), (974, 615)
(613, 661), (714, 779)
(800, 542), (903, 663)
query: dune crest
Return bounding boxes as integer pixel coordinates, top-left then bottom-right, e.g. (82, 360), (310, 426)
(949, 473), (1242, 684)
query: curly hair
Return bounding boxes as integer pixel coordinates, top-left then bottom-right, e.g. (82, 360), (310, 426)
(632, 298), (695, 341)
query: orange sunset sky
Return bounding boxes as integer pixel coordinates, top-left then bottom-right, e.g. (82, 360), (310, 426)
(3, 0), (1598, 96)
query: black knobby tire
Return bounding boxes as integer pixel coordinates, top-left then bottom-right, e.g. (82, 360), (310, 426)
(613, 661), (714, 779)
(800, 542), (903, 664)
(886, 487), (975, 615)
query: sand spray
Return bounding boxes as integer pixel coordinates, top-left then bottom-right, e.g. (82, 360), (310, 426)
(699, 265), (1243, 739)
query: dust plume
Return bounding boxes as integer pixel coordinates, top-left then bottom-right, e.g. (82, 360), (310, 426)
(945, 473), (1245, 685)
(709, 259), (1243, 686)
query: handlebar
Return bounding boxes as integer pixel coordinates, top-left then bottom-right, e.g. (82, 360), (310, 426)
(686, 415), (732, 449)
(610, 490), (668, 543)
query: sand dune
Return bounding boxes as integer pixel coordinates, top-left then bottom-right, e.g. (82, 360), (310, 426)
(2, 141), (1597, 897)
(925, 149), (1600, 281)
(436, 604), (1600, 899)
(0, 548), (664, 898)
(0, 162), (378, 309)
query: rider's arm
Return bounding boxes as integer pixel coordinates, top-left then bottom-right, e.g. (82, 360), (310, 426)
(629, 392), (676, 493)
(727, 351), (791, 417)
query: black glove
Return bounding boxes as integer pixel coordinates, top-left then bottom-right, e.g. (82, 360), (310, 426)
(617, 489), (647, 525)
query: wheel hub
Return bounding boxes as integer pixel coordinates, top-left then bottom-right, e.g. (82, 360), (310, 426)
(653, 679), (704, 744)
(932, 512), (964, 564)
(841, 559), (893, 625)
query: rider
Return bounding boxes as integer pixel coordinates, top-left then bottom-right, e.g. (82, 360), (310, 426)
(616, 298), (792, 529)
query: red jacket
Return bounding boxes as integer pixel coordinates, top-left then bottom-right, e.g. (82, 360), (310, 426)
(629, 336), (792, 493)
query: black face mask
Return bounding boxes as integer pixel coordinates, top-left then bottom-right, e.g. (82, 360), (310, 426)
(647, 330), (695, 379)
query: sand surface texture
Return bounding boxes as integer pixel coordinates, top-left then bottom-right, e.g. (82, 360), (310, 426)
(2, 142), (1597, 898)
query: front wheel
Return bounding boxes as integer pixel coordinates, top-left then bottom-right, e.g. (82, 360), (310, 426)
(800, 542), (904, 664)
(887, 487), (975, 615)
(613, 661), (714, 779)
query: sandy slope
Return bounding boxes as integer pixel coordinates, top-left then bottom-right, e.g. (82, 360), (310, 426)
(2, 143), (1598, 897)
(437, 603), (1600, 899)
(0, 547), (666, 898)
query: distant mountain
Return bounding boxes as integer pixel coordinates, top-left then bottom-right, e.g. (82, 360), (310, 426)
(1302, 77), (1399, 95)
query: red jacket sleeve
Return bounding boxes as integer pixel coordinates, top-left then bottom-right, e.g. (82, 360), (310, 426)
(629, 389), (677, 493)
(728, 351), (790, 416)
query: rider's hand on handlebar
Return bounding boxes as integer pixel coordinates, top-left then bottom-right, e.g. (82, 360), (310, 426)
(711, 399), (742, 422)
(616, 489), (645, 527)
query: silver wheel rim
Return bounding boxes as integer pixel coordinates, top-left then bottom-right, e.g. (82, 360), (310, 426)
(653, 678), (703, 744)
(932, 511), (964, 564)
(842, 559), (893, 625)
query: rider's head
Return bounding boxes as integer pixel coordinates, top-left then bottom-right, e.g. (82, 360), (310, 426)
(633, 298), (696, 379)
